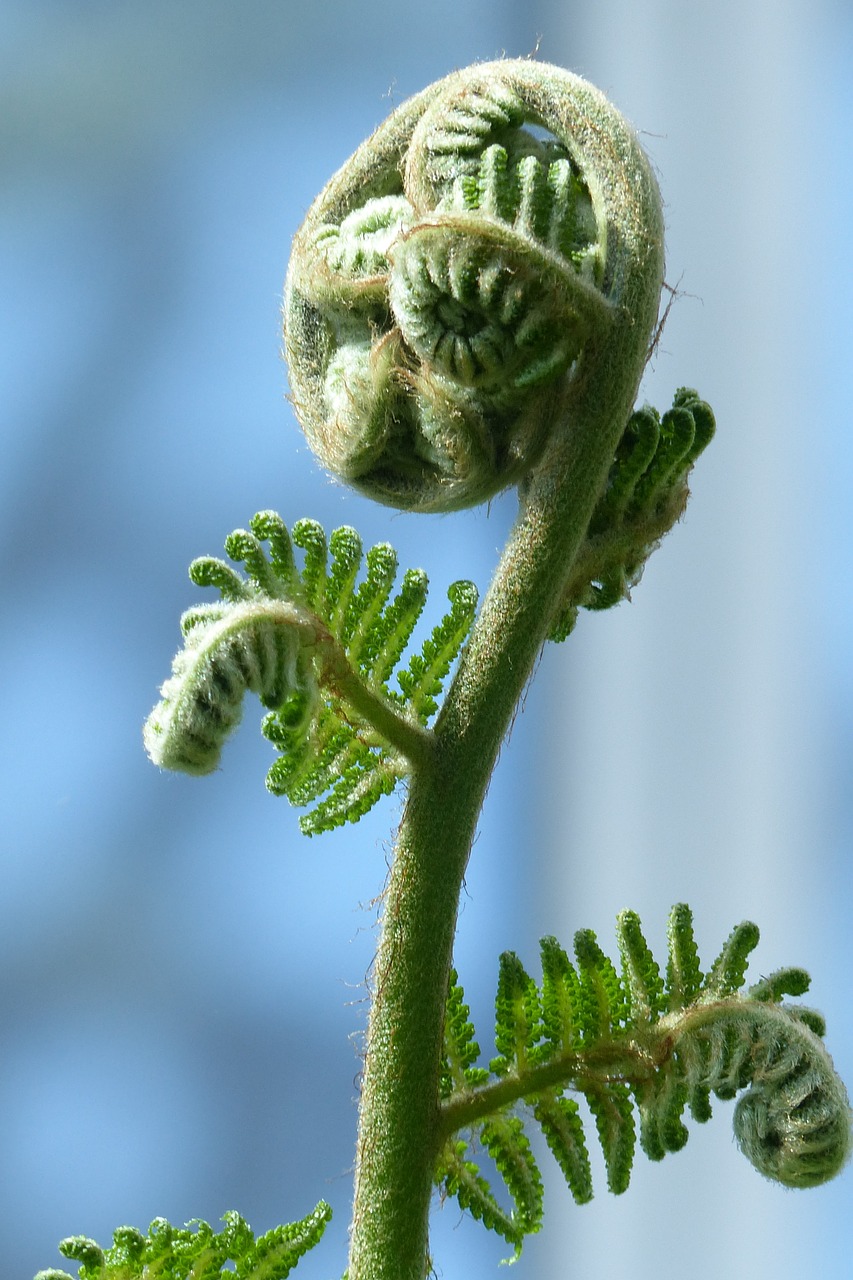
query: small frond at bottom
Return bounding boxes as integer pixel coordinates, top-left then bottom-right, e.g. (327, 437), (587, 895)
(34, 1204), (331, 1280)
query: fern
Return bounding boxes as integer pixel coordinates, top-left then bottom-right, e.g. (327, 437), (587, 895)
(144, 513), (477, 833)
(35, 1204), (331, 1280)
(131, 60), (851, 1280)
(549, 389), (716, 640)
(436, 905), (852, 1257)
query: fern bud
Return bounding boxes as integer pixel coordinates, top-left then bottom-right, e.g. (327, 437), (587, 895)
(284, 60), (663, 512)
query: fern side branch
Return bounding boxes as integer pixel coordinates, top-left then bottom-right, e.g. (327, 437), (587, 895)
(145, 514), (471, 832)
(433, 906), (852, 1258)
(437, 1042), (657, 1141)
(319, 635), (436, 770)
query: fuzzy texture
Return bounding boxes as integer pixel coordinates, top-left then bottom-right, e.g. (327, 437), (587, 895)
(36, 1205), (331, 1280)
(284, 62), (623, 512)
(342, 57), (670, 1280)
(127, 57), (848, 1280)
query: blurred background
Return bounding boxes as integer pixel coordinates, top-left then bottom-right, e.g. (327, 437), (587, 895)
(1, 2), (851, 1277)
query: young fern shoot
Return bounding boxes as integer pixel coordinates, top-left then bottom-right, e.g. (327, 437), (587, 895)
(436, 905), (851, 1259)
(143, 510), (476, 832)
(40, 58), (851, 1280)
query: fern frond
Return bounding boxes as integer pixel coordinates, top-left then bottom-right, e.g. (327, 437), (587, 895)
(664, 901), (703, 1007)
(538, 935), (584, 1056)
(396, 579), (479, 720)
(481, 1113), (543, 1241)
(435, 905), (852, 1255)
(617, 908), (665, 1022)
(573, 928), (628, 1040)
(144, 513), (477, 833)
(34, 1205), (331, 1280)
(701, 919), (761, 998)
(549, 388), (715, 641)
(289, 518), (328, 611)
(583, 1080), (637, 1194)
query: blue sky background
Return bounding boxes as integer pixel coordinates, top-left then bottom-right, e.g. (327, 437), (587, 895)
(1, 3), (852, 1278)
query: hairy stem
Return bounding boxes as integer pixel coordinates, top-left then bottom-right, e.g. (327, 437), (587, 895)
(343, 62), (665, 1280)
(437, 1044), (658, 1143)
(348, 346), (660, 1279)
(321, 643), (436, 769)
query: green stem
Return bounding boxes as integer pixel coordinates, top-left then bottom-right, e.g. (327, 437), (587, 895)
(347, 337), (659, 1280)
(321, 642), (436, 770)
(342, 62), (666, 1280)
(437, 1043), (658, 1143)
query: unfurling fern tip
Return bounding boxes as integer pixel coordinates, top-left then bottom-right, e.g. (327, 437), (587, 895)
(144, 513), (476, 833)
(283, 60), (659, 512)
(435, 906), (851, 1257)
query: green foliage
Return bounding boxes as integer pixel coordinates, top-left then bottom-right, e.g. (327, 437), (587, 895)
(133, 55), (848, 1280)
(436, 1135), (526, 1259)
(549, 388), (716, 641)
(35, 1205), (331, 1280)
(492, 951), (542, 1075)
(435, 905), (852, 1256)
(144, 513), (477, 833)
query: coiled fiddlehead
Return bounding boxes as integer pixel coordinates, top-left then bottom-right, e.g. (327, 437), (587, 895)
(35, 1204), (331, 1280)
(144, 512), (477, 833)
(284, 60), (657, 512)
(435, 905), (851, 1258)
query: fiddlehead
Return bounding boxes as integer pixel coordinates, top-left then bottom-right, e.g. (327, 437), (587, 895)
(144, 512), (477, 833)
(35, 1203), (331, 1280)
(435, 905), (851, 1258)
(284, 60), (651, 513)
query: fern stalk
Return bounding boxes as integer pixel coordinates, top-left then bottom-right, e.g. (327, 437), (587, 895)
(316, 638), (436, 768)
(347, 68), (664, 1279)
(348, 347), (656, 1279)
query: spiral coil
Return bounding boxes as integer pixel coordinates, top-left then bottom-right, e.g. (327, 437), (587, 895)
(283, 61), (655, 512)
